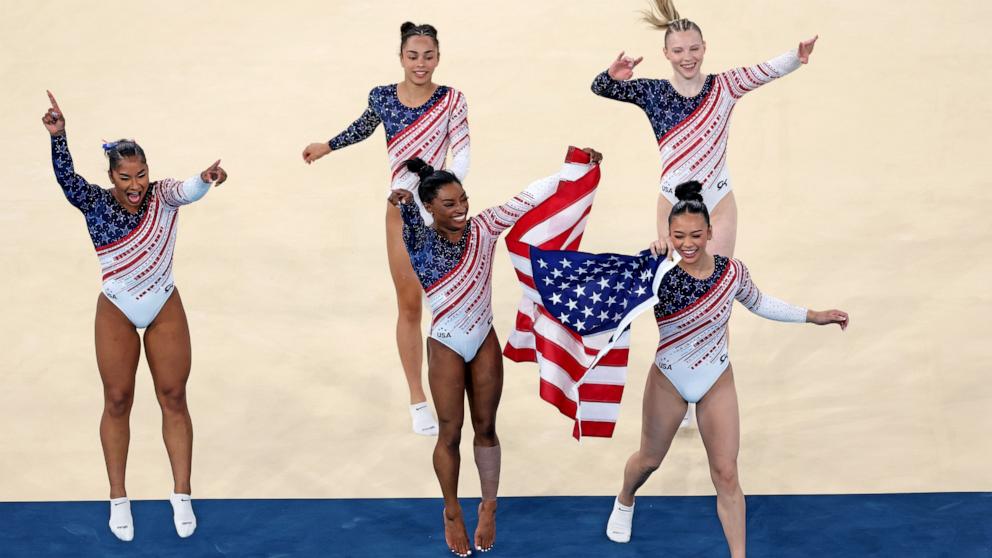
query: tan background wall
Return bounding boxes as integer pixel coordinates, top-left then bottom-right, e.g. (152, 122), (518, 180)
(0, 0), (989, 501)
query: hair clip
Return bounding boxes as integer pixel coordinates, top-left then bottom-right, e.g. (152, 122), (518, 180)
(101, 140), (119, 153)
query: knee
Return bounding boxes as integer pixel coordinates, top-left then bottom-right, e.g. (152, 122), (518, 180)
(471, 417), (497, 446)
(638, 452), (663, 474)
(437, 427), (461, 450)
(104, 390), (134, 418)
(156, 385), (188, 415)
(709, 461), (739, 492)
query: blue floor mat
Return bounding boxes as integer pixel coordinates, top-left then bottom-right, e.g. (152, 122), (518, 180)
(1, 493), (989, 557)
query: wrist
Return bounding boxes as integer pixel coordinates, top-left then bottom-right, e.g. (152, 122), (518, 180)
(805, 309), (815, 323)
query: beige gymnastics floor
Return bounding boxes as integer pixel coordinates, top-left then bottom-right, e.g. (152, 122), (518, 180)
(0, 0), (989, 501)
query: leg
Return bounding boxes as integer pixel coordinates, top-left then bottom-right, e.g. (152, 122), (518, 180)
(708, 191), (739, 258)
(619, 366), (688, 505)
(95, 295), (141, 500)
(465, 330), (503, 551)
(608, 366), (687, 543)
(386, 202), (427, 404)
(95, 295), (140, 541)
(143, 290), (193, 495)
(428, 338), (471, 557)
(696, 366), (745, 558)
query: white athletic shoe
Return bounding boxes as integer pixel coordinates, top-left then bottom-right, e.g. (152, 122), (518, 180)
(606, 496), (634, 543)
(108, 497), (134, 542)
(169, 493), (197, 538)
(410, 402), (439, 436)
(679, 404), (694, 429)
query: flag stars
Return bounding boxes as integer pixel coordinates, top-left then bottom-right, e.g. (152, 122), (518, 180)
(582, 306), (594, 318)
(598, 277), (611, 289)
(542, 276), (554, 286)
(549, 292), (562, 305)
(537, 258), (548, 269)
(634, 285), (647, 296)
(574, 320), (586, 331)
(572, 285), (586, 297)
(560, 259), (572, 268)
(598, 310), (611, 320)
(551, 268), (563, 278)
(558, 312), (570, 324)
(590, 291), (602, 303)
(606, 296), (617, 306)
(566, 299), (578, 311)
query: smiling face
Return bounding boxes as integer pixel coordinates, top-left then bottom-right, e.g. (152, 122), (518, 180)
(108, 157), (150, 211)
(669, 212), (712, 265)
(400, 35), (440, 86)
(426, 182), (469, 233)
(664, 29), (706, 80)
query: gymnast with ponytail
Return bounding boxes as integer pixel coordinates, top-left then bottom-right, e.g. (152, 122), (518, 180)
(42, 91), (228, 542)
(301, 22), (471, 437)
(390, 148), (603, 556)
(604, 181), (848, 557)
(592, 0), (818, 259)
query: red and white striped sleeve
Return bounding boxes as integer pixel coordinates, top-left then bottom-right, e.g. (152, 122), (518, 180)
(719, 49), (802, 99)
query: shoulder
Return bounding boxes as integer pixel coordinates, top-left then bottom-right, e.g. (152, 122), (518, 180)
(724, 257), (749, 277)
(369, 84), (396, 102)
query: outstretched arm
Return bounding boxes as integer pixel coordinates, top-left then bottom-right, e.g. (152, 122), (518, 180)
(591, 52), (651, 106)
(480, 148), (603, 234)
(735, 259), (848, 329)
(43, 91), (100, 212)
(302, 93), (383, 164)
(720, 36), (817, 99)
(158, 160), (228, 207)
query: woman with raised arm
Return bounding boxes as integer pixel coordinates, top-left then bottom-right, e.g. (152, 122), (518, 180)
(42, 91), (228, 542)
(592, 0), (816, 428)
(301, 22), (470, 436)
(605, 182), (848, 557)
(390, 148), (601, 556)
(592, 0), (816, 258)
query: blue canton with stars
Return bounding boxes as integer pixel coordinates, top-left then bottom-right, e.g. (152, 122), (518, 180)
(654, 255), (729, 318)
(51, 133), (152, 248)
(329, 84), (449, 149)
(530, 247), (662, 335)
(591, 71), (714, 141)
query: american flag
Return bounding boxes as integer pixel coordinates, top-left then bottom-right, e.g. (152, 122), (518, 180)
(502, 146), (679, 439)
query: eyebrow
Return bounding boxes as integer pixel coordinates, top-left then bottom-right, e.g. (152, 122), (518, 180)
(405, 49), (436, 55)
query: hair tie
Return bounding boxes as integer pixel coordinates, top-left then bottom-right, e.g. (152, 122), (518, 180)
(418, 165), (435, 178)
(101, 140), (118, 153)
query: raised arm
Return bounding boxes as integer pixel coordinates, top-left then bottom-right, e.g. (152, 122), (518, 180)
(479, 148), (602, 235)
(389, 189), (429, 254)
(447, 91), (470, 182)
(590, 51), (652, 106)
(720, 36), (817, 99)
(302, 91), (384, 164)
(158, 160), (228, 208)
(43, 91), (100, 212)
(733, 259), (848, 329)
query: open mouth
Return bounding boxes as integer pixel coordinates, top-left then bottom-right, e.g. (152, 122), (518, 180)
(452, 213), (467, 223)
(126, 191), (142, 204)
(679, 247), (698, 258)
(413, 70), (429, 79)
(679, 62), (697, 71)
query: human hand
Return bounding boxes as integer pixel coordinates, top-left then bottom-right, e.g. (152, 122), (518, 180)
(41, 90), (66, 136)
(649, 236), (675, 261)
(581, 147), (603, 164)
(798, 35), (818, 64)
(201, 159), (228, 186)
(807, 308), (848, 330)
(608, 51), (643, 80)
(388, 189), (414, 207)
(303, 142), (332, 164)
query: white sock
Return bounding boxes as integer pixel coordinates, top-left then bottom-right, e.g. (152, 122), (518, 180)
(108, 497), (134, 542)
(606, 496), (634, 543)
(410, 402), (438, 436)
(169, 492), (197, 538)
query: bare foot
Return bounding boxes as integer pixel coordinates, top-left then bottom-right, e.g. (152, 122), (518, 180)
(444, 507), (472, 556)
(475, 500), (497, 552)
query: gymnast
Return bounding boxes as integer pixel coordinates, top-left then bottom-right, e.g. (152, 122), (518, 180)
(302, 21), (471, 436)
(605, 181), (848, 557)
(391, 148), (601, 556)
(43, 91), (227, 541)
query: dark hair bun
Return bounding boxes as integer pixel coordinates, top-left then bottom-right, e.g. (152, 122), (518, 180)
(674, 181), (704, 203)
(400, 21), (416, 35)
(404, 157), (435, 180)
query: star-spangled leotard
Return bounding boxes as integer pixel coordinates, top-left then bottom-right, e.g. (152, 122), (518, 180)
(51, 133), (211, 328)
(400, 173), (563, 361)
(653, 255), (807, 402)
(592, 49), (802, 209)
(330, 84), (470, 222)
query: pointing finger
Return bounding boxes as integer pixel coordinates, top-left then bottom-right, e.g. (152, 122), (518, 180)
(615, 51), (625, 62)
